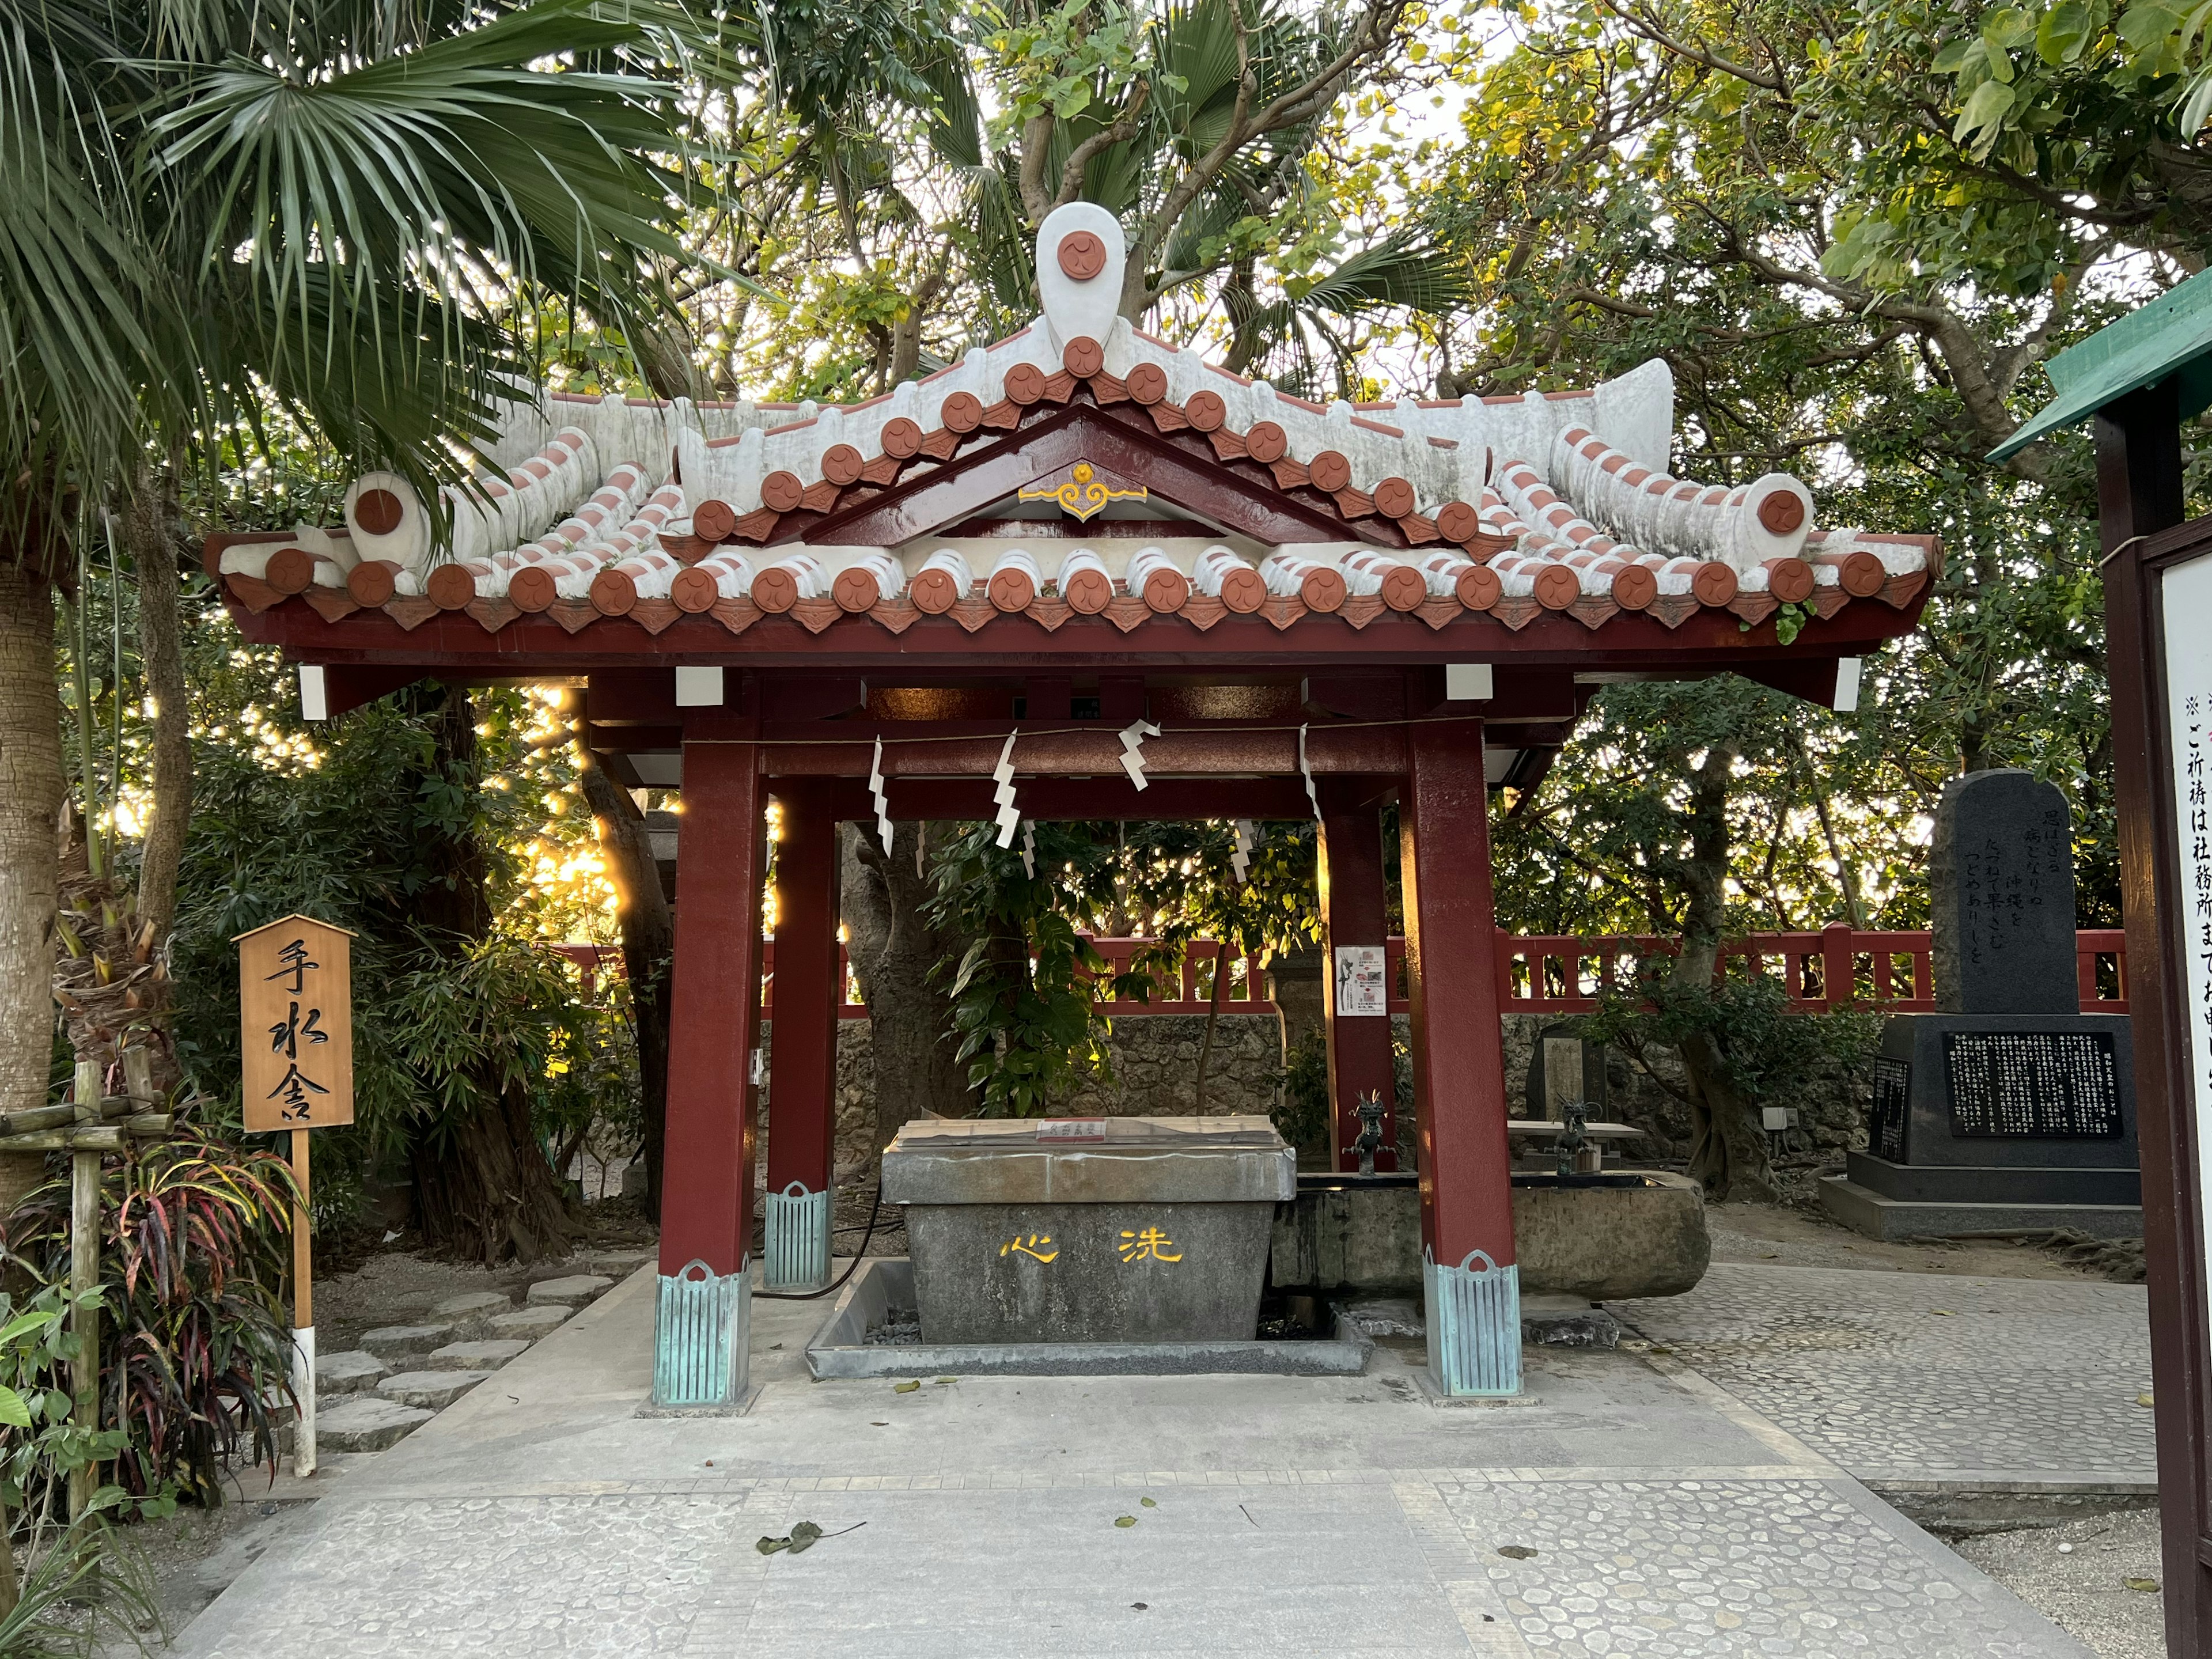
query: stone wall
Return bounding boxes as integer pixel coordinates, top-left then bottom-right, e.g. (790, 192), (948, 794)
(763, 1013), (1292, 1179)
(763, 1009), (1874, 1179)
(1499, 1013), (1872, 1161)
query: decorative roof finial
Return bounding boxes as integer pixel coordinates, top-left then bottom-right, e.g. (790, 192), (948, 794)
(1036, 202), (1124, 357)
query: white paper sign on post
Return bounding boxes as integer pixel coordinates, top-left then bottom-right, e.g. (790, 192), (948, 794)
(1333, 945), (1389, 1017)
(2163, 551), (2212, 1298)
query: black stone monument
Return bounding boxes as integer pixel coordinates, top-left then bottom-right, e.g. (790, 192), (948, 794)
(1820, 770), (2142, 1239)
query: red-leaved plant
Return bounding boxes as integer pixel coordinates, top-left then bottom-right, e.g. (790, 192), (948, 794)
(4, 1128), (298, 1510)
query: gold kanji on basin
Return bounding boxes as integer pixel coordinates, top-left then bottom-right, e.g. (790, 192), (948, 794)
(1118, 1226), (1183, 1264)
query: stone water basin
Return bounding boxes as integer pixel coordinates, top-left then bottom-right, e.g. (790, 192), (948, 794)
(1270, 1169), (1710, 1302)
(879, 1115), (1296, 1344)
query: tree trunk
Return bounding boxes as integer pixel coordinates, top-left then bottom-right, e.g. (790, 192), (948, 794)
(840, 824), (975, 1161)
(574, 744), (672, 1219)
(1193, 940), (1230, 1113)
(1669, 748), (1774, 1202)
(126, 467), (191, 948)
(0, 560), (63, 1118)
(402, 684), (576, 1262)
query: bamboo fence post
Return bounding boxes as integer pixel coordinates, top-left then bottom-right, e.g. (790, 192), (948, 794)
(66, 1060), (100, 1527)
(291, 1128), (315, 1476)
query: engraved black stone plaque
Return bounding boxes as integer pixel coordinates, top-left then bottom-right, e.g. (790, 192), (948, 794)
(1870, 1058), (1911, 1162)
(1943, 1031), (2123, 1139)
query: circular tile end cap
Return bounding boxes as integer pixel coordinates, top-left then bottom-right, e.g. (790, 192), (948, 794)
(265, 547), (316, 595)
(761, 471), (806, 514)
(671, 567), (719, 612)
(1765, 556), (1815, 605)
(1838, 550), (1887, 597)
(346, 559), (398, 607)
(752, 566), (800, 613)
(1374, 477), (1419, 520)
(1532, 564), (1582, 610)
(1058, 230), (1109, 281)
(1300, 567), (1347, 612)
(1139, 565), (1189, 612)
(881, 418), (925, 460)
(1218, 566), (1266, 613)
(691, 498), (737, 543)
(589, 567), (639, 616)
(1611, 563), (1657, 611)
(1126, 363), (1169, 406)
(1435, 501), (1482, 544)
(833, 566), (882, 612)
(1758, 490), (1808, 535)
(1691, 561), (1739, 606)
(1380, 565), (1427, 611)
(1063, 566), (1113, 613)
(910, 567), (961, 613)
(987, 567), (1036, 611)
(1062, 336), (1105, 379)
(1456, 563), (1502, 611)
(425, 563), (477, 610)
(506, 565), (555, 613)
(1003, 363), (1048, 406)
(1185, 389), (1226, 432)
(1245, 421), (1288, 464)
(941, 392), (985, 434)
(1308, 450), (1352, 494)
(353, 487), (404, 536)
(821, 444), (865, 487)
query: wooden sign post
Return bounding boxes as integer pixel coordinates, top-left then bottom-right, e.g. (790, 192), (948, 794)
(236, 915), (354, 1478)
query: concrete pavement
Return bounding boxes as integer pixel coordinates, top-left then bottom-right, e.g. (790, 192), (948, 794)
(169, 1263), (2106, 1657)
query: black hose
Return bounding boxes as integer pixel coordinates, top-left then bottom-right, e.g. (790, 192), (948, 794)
(754, 1182), (885, 1301)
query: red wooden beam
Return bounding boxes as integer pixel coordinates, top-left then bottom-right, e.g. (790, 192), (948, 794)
(764, 780), (840, 1202)
(1400, 717), (1515, 1266)
(659, 706), (768, 1279)
(1319, 782), (1398, 1172)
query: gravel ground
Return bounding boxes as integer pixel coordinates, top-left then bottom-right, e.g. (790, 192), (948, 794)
(1957, 1508), (2166, 1659)
(1705, 1198), (2116, 1282)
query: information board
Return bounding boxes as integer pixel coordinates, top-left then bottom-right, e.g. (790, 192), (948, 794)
(2163, 549), (2212, 1304)
(1333, 945), (1388, 1017)
(1942, 1031), (2123, 1139)
(1869, 1058), (1911, 1161)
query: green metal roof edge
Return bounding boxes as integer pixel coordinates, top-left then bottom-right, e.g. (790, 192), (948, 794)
(1990, 264), (2212, 461)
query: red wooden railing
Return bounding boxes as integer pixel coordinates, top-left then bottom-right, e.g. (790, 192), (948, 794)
(556, 923), (2130, 1018)
(1492, 922), (2128, 1016)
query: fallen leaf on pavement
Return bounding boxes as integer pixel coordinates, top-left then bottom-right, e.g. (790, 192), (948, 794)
(2127, 1578), (2161, 1593)
(894, 1380), (921, 1393)
(1497, 1545), (1539, 1560)
(1115, 1516), (1137, 1528)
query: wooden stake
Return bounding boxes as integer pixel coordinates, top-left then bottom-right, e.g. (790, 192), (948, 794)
(291, 1128), (316, 1477)
(67, 1061), (100, 1527)
(291, 1129), (312, 1331)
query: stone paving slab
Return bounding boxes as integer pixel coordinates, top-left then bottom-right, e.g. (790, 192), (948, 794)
(359, 1322), (459, 1362)
(484, 1305), (570, 1340)
(1614, 1263), (2156, 1484)
(378, 1370), (493, 1410)
(314, 1350), (389, 1397)
(168, 1264), (2103, 1659)
(526, 1274), (612, 1309)
(426, 1339), (531, 1372)
(317, 1397), (434, 1454)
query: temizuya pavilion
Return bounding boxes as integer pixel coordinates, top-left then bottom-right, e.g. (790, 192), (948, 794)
(211, 204), (1937, 1400)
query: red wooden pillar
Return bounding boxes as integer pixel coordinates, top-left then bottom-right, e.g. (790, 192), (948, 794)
(763, 778), (840, 1289)
(1318, 785), (1397, 1170)
(654, 703), (765, 1406)
(1400, 717), (1520, 1393)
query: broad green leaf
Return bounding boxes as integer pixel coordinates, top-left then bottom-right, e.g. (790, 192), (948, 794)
(0, 1387), (29, 1430)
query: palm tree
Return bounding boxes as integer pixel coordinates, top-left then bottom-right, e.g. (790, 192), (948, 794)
(0, 0), (728, 1208)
